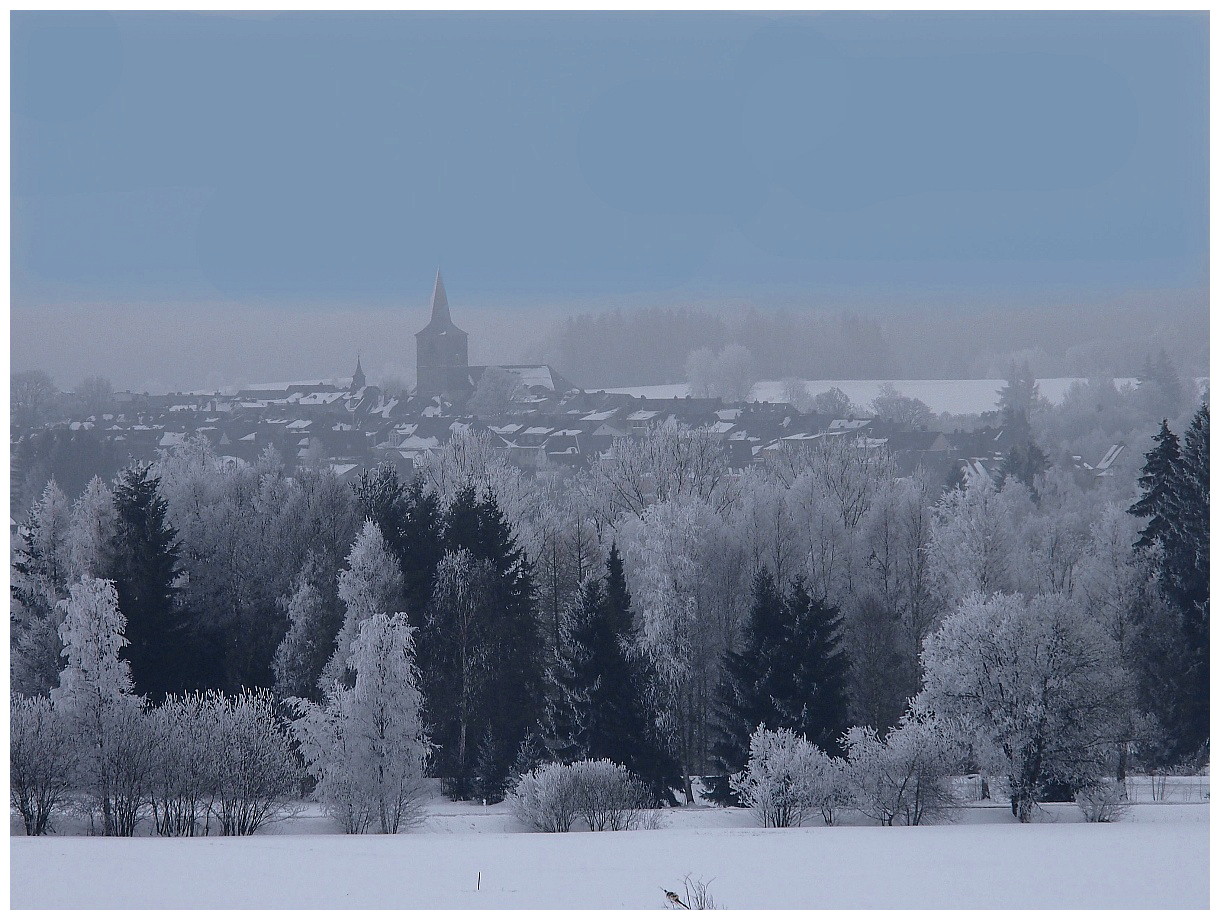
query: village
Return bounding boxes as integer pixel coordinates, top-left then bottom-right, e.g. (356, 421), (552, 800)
(10, 272), (1128, 507)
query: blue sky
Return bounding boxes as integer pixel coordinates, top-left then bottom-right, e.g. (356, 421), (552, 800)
(11, 11), (1209, 306)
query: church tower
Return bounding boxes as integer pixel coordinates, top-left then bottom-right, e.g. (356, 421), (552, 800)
(415, 270), (470, 399)
(350, 355), (366, 391)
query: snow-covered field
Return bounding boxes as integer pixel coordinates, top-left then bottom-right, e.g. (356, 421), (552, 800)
(11, 792), (1208, 909)
(597, 378), (1142, 415)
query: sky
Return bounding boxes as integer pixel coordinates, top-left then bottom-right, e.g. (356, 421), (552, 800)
(10, 11), (1209, 390)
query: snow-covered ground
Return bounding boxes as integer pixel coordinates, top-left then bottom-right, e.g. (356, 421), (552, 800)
(11, 789), (1208, 909)
(597, 378), (1142, 415)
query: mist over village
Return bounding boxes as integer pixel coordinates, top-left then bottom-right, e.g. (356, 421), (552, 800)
(9, 11), (1210, 911)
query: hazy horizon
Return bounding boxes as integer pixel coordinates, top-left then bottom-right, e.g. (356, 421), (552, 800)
(11, 11), (1208, 392)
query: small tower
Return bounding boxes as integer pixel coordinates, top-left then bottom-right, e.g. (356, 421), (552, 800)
(415, 270), (470, 399)
(351, 355), (366, 392)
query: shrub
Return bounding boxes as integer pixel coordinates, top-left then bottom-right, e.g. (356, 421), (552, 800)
(1075, 780), (1131, 823)
(510, 762), (581, 832)
(510, 759), (653, 832)
(205, 689), (301, 836)
(843, 708), (961, 827)
(148, 694), (214, 836)
(730, 727), (847, 828)
(10, 695), (79, 836)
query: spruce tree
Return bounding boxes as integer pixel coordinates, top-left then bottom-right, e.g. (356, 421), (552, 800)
(710, 568), (788, 782)
(783, 576), (851, 755)
(1129, 419), (1182, 550)
(109, 463), (185, 699)
(1161, 404), (1209, 757)
(423, 486), (545, 799)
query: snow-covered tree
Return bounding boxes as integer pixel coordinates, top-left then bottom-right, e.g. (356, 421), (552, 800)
(148, 693), (213, 836)
(921, 592), (1127, 822)
(623, 497), (736, 801)
(871, 383), (933, 429)
(11, 481), (74, 695)
(321, 520), (404, 689)
(731, 727), (847, 828)
(589, 419), (732, 519)
(66, 476), (118, 581)
(927, 477), (1032, 609)
(842, 705), (962, 826)
(51, 576), (155, 836)
(205, 688), (300, 836)
(467, 366), (527, 418)
(10, 694), (79, 835)
(273, 565), (338, 700)
(293, 613), (429, 834)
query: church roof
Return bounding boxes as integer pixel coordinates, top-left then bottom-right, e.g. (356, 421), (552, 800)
(416, 269), (467, 337)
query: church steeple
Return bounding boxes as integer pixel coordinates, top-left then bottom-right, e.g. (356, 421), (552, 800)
(351, 354), (366, 391)
(415, 269), (470, 399)
(419, 269), (464, 335)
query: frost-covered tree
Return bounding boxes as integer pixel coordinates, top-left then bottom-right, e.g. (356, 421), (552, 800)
(921, 592), (1127, 822)
(927, 477), (1033, 609)
(871, 383), (933, 429)
(293, 613), (429, 834)
(731, 727), (847, 828)
(205, 688), (300, 836)
(590, 419), (732, 518)
(51, 576), (155, 836)
(623, 497), (737, 801)
(810, 387), (856, 418)
(422, 547), (495, 797)
(11, 695), (79, 835)
(842, 705), (961, 827)
(148, 693), (213, 836)
(321, 520), (404, 689)
(66, 476), (118, 582)
(11, 481), (74, 695)
(273, 563), (339, 700)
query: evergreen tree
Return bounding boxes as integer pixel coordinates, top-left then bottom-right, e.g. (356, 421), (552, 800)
(11, 481), (74, 695)
(1001, 439), (1051, 489)
(472, 726), (505, 804)
(710, 571), (851, 801)
(1129, 420), (1182, 550)
(352, 465), (443, 627)
(783, 576), (851, 754)
(998, 362), (1039, 435)
(108, 463), (185, 699)
(1160, 404), (1209, 757)
(710, 568), (788, 780)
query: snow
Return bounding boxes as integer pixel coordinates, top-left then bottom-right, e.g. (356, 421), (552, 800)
(11, 796), (1207, 909)
(598, 378), (1144, 415)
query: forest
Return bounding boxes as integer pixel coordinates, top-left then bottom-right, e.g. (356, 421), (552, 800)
(9, 380), (1210, 835)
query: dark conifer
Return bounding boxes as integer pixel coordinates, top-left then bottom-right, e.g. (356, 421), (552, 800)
(108, 463), (186, 698)
(1129, 420), (1182, 550)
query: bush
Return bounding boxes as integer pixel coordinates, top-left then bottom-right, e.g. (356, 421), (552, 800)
(205, 689), (301, 836)
(730, 727), (848, 828)
(148, 694), (214, 836)
(843, 708), (961, 827)
(510, 760), (653, 832)
(10, 695), (79, 836)
(1075, 780), (1131, 823)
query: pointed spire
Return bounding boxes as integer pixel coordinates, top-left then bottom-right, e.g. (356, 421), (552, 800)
(430, 269), (451, 325)
(418, 268), (465, 336)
